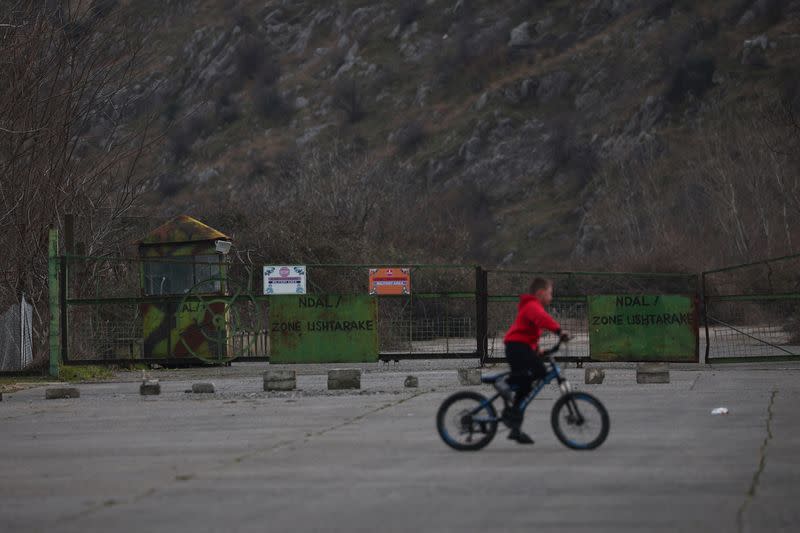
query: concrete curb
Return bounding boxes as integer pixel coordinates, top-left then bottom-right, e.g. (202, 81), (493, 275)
(45, 387), (80, 399)
(264, 370), (297, 391)
(140, 380), (161, 395)
(328, 369), (361, 390)
(191, 382), (215, 394)
(457, 368), (481, 385)
(637, 363), (670, 384)
(585, 368), (605, 384)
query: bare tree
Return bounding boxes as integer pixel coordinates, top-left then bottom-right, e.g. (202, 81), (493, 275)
(333, 78), (366, 124)
(0, 1), (160, 363)
(588, 105), (800, 270)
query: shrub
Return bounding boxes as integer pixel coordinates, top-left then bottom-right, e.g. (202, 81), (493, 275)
(758, 0), (787, 26)
(665, 55), (715, 103)
(157, 174), (187, 197)
(214, 93), (240, 125)
(168, 127), (193, 161)
(724, 0), (755, 24)
(647, 0), (675, 20)
(255, 56), (282, 86)
(397, 0), (424, 29)
(251, 84), (290, 121)
(394, 121), (426, 154)
(236, 36), (266, 79)
(333, 77), (365, 123)
(168, 114), (211, 161)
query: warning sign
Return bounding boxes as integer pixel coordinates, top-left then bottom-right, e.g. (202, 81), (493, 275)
(369, 268), (411, 295)
(263, 265), (307, 295)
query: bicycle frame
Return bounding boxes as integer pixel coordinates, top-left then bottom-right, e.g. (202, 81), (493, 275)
(473, 358), (566, 420)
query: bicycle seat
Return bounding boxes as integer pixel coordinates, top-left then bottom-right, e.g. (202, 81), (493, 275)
(480, 372), (510, 384)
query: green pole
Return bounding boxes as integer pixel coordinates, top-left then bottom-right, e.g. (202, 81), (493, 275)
(48, 228), (60, 377)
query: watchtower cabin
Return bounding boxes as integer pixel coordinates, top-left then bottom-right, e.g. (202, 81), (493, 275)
(137, 215), (231, 361)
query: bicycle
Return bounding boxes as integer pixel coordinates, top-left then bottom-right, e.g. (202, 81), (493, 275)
(436, 337), (610, 451)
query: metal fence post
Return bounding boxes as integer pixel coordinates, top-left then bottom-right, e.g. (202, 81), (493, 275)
(701, 271), (710, 364)
(475, 266), (488, 365)
(60, 255), (68, 365)
(48, 228), (60, 377)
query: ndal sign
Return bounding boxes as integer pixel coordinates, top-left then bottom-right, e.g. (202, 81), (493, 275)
(269, 294), (378, 363)
(588, 295), (698, 362)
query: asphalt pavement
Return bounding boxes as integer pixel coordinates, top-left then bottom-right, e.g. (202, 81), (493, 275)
(1, 363), (798, 533)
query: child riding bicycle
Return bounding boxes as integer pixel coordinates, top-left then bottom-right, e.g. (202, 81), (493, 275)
(497, 277), (569, 444)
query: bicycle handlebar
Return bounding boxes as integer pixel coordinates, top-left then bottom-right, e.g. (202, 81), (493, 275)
(541, 334), (571, 357)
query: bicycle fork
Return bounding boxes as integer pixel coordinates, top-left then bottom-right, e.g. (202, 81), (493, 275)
(557, 378), (585, 426)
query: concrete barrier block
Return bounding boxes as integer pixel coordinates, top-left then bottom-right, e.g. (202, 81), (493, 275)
(45, 387), (80, 400)
(585, 368), (605, 384)
(140, 380), (161, 395)
(264, 370), (296, 391)
(404, 375), (419, 388)
(457, 368), (481, 386)
(637, 363), (670, 384)
(328, 369), (361, 390)
(191, 382), (215, 394)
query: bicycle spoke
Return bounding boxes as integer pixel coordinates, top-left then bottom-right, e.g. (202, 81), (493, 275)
(438, 394), (499, 450)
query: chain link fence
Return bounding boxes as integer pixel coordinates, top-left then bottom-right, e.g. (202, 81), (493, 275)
(0, 294), (33, 371)
(703, 254), (800, 362)
(61, 257), (479, 363)
(486, 271), (698, 361)
(49, 251), (800, 365)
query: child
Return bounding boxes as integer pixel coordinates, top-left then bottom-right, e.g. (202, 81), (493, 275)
(499, 277), (568, 444)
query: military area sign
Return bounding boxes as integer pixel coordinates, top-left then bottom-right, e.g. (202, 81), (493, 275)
(269, 294), (378, 363)
(588, 295), (698, 362)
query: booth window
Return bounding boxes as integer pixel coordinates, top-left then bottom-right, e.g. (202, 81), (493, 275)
(143, 256), (222, 295)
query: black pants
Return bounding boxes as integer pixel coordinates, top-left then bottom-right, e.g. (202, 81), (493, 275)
(505, 342), (547, 407)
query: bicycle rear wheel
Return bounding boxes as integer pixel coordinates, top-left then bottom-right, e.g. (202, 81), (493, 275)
(436, 391), (498, 451)
(551, 392), (609, 450)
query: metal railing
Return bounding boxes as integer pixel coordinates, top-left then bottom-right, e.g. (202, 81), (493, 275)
(52, 251), (789, 367)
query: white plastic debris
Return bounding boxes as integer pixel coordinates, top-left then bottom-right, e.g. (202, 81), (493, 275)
(711, 407), (729, 415)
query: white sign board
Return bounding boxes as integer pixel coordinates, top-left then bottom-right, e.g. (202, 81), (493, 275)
(263, 265), (307, 295)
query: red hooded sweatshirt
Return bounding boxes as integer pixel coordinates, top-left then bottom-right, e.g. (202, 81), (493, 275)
(503, 294), (561, 351)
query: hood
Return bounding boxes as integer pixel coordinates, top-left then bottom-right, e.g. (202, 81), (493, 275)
(518, 294), (539, 310)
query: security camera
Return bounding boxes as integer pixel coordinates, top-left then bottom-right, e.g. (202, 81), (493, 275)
(215, 240), (232, 254)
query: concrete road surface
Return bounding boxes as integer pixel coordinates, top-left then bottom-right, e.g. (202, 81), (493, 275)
(1, 363), (798, 533)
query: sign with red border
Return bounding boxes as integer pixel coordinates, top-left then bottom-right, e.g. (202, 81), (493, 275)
(368, 268), (411, 295)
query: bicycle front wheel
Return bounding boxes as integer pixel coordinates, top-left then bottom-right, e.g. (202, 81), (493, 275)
(551, 392), (609, 450)
(436, 391), (498, 451)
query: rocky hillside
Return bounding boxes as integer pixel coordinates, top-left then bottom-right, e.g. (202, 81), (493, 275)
(122, 0), (800, 268)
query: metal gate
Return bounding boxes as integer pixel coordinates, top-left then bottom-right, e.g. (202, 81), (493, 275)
(52, 253), (483, 365)
(702, 254), (800, 363)
(52, 229), (800, 368)
(485, 270), (699, 364)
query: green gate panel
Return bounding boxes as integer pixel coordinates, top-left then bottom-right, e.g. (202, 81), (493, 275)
(588, 295), (698, 362)
(269, 295), (378, 363)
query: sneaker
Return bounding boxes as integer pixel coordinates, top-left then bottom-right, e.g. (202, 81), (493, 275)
(508, 429), (535, 445)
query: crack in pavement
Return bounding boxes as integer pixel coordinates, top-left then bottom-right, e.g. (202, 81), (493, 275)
(59, 390), (428, 525)
(736, 389), (777, 533)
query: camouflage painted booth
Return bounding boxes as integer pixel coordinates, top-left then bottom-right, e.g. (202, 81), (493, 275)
(138, 215), (231, 361)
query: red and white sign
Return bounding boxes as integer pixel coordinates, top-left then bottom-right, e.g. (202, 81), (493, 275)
(264, 265), (307, 295)
(369, 268), (411, 295)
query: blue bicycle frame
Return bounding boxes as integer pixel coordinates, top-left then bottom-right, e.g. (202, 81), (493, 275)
(471, 338), (571, 423)
(472, 359), (564, 418)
